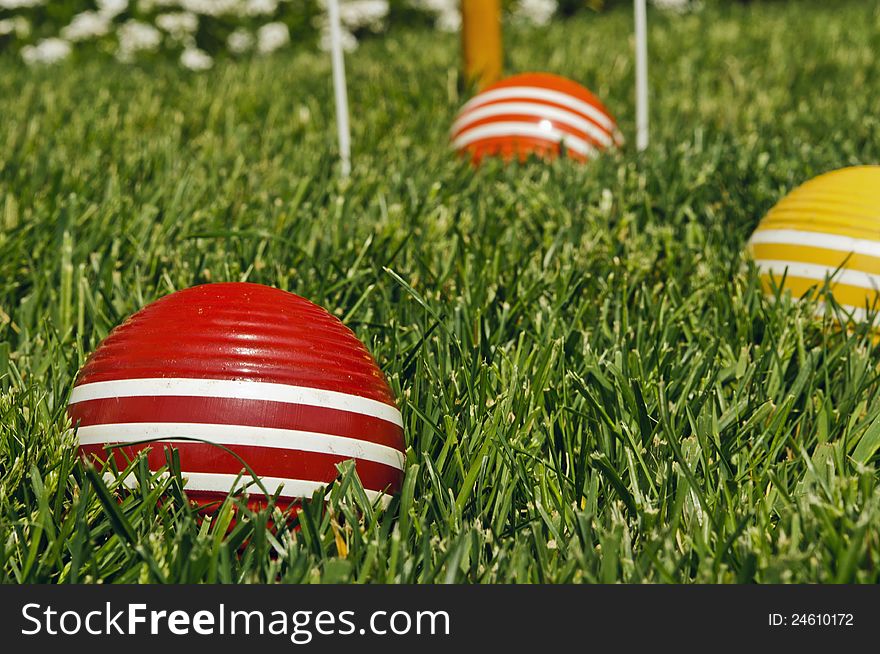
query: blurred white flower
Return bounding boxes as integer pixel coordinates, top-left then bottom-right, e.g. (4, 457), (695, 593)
(0, 0), (43, 8)
(116, 19), (162, 61)
(227, 28), (254, 54)
(97, 0), (129, 17)
(652, 0), (694, 12)
(156, 12), (199, 40)
(411, 0), (458, 33)
(180, 46), (213, 70)
(21, 38), (71, 65)
(244, 0), (278, 16)
(318, 25), (357, 52)
(0, 16), (31, 38)
(435, 10), (459, 32)
(514, 0), (556, 26)
(338, 0), (388, 33)
(137, 0), (178, 10)
(179, 0), (240, 16)
(256, 21), (289, 54)
(61, 11), (111, 42)
(312, 0), (385, 50)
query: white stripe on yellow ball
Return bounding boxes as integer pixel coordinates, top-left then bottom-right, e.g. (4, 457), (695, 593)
(750, 229), (880, 258)
(754, 260), (880, 291)
(748, 166), (880, 321)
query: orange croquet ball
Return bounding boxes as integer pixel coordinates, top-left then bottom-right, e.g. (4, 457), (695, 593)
(451, 72), (622, 165)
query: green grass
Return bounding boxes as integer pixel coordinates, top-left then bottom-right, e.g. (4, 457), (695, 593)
(3, 0), (880, 583)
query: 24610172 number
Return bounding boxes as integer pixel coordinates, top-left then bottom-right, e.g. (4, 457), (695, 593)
(769, 613), (854, 627)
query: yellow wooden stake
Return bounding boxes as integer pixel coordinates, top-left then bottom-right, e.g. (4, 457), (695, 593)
(461, 0), (503, 89)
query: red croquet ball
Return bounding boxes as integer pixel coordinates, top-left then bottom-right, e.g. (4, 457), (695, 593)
(68, 282), (405, 512)
(451, 72), (622, 165)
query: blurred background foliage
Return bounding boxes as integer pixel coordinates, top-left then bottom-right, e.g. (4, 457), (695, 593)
(0, 0), (792, 68)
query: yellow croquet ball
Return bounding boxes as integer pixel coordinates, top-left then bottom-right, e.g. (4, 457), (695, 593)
(748, 165), (880, 321)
